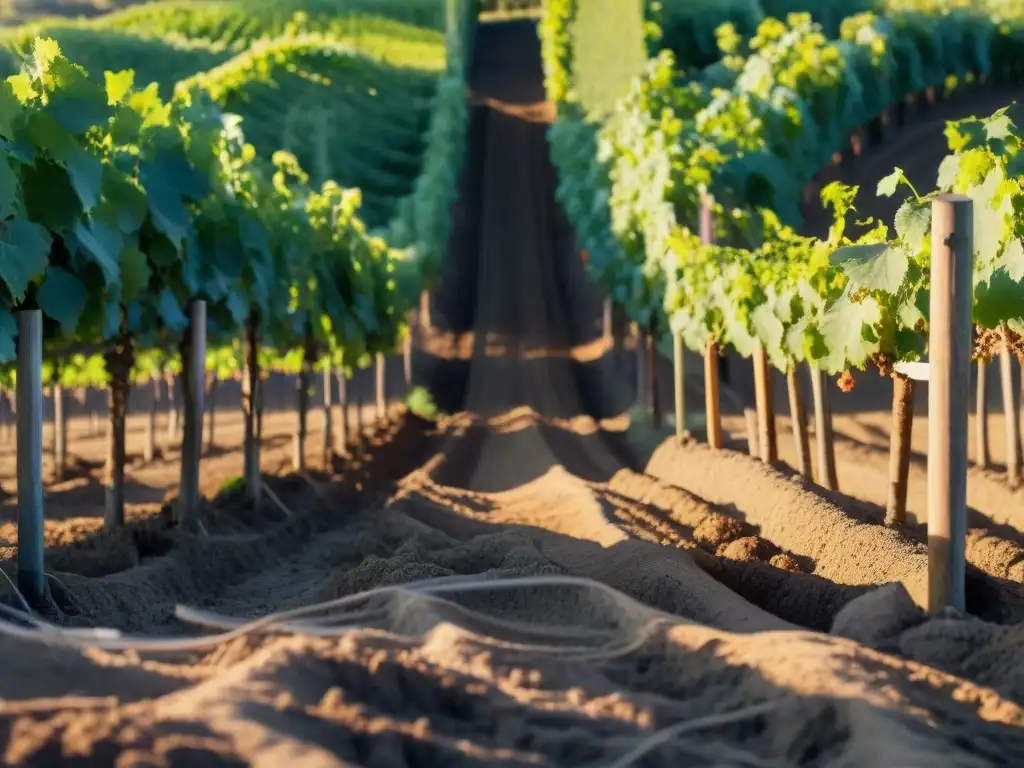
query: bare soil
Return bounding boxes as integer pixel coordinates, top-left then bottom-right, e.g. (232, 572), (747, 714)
(2, 19), (1024, 767)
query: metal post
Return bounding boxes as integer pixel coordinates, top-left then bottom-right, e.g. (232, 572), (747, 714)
(179, 301), (206, 532)
(16, 310), (45, 606)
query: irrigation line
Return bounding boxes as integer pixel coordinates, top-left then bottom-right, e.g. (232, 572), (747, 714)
(0, 569), (31, 615)
(0, 574), (681, 658)
(261, 481), (295, 519)
(604, 700), (781, 768)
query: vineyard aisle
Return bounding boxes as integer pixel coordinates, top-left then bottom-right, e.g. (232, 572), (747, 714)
(3, 18), (1024, 767)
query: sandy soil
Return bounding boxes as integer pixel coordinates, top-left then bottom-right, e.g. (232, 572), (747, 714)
(2, 19), (1024, 767)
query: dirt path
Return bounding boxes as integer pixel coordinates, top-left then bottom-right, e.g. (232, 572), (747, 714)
(4, 19), (1024, 767)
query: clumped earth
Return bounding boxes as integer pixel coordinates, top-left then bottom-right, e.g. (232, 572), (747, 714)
(2, 19), (1024, 767)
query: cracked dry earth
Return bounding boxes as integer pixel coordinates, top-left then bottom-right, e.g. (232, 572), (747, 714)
(4, 20), (1024, 768)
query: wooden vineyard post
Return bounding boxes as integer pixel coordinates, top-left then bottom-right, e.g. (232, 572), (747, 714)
(376, 353), (387, 424)
(103, 313), (132, 529)
(744, 407), (759, 457)
(178, 301), (206, 533)
(336, 371), (349, 456)
(753, 346), (778, 463)
(646, 329), (662, 428)
(634, 325), (643, 415)
(322, 363), (334, 467)
(355, 376), (365, 438)
(634, 325), (645, 415)
(810, 365), (839, 490)
(16, 310), (46, 607)
(976, 360), (991, 469)
(603, 298), (613, 346)
(673, 333), (686, 442)
(704, 341), (723, 449)
(243, 312), (261, 508)
(420, 289), (432, 333)
(1000, 331), (1021, 487)
(886, 373), (916, 525)
(53, 371), (66, 481)
(928, 194), (972, 615)
(699, 198), (723, 449)
(205, 373), (218, 452)
(165, 371), (179, 442)
(144, 375), (158, 464)
(294, 343), (313, 472)
(787, 367), (812, 478)
(403, 330), (413, 395)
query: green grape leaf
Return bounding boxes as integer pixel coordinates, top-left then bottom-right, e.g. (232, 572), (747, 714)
(105, 70), (134, 106)
(46, 58), (111, 135)
(139, 162), (189, 246)
(74, 219), (122, 285)
(751, 303), (785, 368)
(831, 243), (908, 293)
(145, 231), (179, 268)
(37, 267), (87, 334)
(100, 170), (148, 234)
(0, 81), (20, 138)
(876, 167), (904, 198)
(972, 180), (1012, 267)
(784, 317), (809, 361)
(0, 158), (18, 220)
(982, 108), (1014, 141)
(893, 200), (931, 253)
(897, 291), (926, 331)
(21, 159), (81, 231)
(120, 246), (150, 303)
(974, 268), (1024, 328)
(0, 219), (51, 301)
(59, 144), (103, 212)
(819, 293), (882, 372)
(995, 238), (1024, 282)
(0, 313), (15, 362)
(225, 292), (248, 324)
(936, 155), (958, 190)
(157, 289), (187, 332)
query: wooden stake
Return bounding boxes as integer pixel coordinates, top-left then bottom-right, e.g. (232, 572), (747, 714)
(376, 353), (387, 423)
(243, 312), (261, 507)
(810, 365), (839, 490)
(16, 310), (45, 606)
(704, 341), (723, 449)
(647, 330), (661, 428)
(976, 359), (990, 469)
(744, 407), (759, 457)
(928, 194), (972, 615)
(752, 345), (777, 463)
(403, 331), (413, 394)
(205, 375), (218, 452)
(103, 315), (132, 529)
(635, 326), (647, 415)
(178, 301), (206, 533)
(603, 298), (613, 346)
(787, 367), (812, 478)
(673, 334), (686, 442)
(322, 363), (334, 466)
(886, 373), (915, 525)
(53, 379), (66, 480)
(355, 376), (364, 437)
(294, 353), (311, 472)
(336, 371), (349, 455)
(165, 371), (179, 441)
(144, 378), (158, 463)
(999, 334), (1020, 487)
(419, 289), (431, 332)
